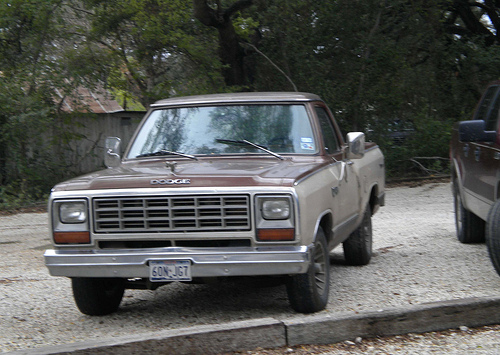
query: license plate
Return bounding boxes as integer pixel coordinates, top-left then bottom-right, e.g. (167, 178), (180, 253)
(149, 260), (192, 282)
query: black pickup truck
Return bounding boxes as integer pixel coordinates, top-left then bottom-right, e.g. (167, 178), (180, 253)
(450, 81), (500, 277)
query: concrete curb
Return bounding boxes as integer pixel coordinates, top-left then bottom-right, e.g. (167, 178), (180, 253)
(11, 296), (500, 355)
(285, 296), (500, 346)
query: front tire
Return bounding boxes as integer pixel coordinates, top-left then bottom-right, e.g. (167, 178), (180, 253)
(286, 226), (330, 313)
(343, 205), (372, 266)
(453, 178), (485, 243)
(72, 278), (125, 316)
(486, 200), (500, 277)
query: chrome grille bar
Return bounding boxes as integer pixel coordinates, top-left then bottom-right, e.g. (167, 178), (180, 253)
(93, 195), (250, 233)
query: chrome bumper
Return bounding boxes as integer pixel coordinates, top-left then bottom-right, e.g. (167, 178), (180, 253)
(44, 246), (312, 278)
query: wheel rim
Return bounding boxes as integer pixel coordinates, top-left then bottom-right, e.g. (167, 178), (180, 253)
(313, 240), (327, 295)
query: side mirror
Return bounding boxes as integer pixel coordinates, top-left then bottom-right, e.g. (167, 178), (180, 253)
(459, 120), (496, 143)
(105, 137), (121, 168)
(346, 132), (365, 160)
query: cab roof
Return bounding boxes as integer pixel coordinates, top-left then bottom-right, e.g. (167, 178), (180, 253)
(151, 92), (322, 107)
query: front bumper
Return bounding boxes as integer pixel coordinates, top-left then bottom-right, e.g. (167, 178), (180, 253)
(44, 245), (311, 278)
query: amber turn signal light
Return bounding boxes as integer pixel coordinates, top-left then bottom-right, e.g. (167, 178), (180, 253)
(257, 228), (295, 241)
(53, 232), (91, 244)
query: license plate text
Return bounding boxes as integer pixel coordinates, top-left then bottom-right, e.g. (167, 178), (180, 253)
(150, 260), (192, 282)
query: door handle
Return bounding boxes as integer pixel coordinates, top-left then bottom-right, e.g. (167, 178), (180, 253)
(475, 147), (480, 162)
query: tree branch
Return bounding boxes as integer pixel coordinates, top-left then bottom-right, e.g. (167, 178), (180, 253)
(193, 0), (223, 28)
(452, 0), (494, 39)
(483, 0), (500, 42)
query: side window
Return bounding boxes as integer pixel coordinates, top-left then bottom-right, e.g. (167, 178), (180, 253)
(475, 85), (499, 122)
(315, 107), (339, 153)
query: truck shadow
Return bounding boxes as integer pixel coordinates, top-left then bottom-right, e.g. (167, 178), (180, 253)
(118, 276), (292, 321)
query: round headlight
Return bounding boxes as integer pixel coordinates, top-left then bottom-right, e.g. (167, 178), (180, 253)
(262, 199), (290, 220)
(59, 202), (87, 223)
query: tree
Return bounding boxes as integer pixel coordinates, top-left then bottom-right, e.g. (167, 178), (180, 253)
(0, 0), (63, 197)
(193, 0), (257, 87)
(246, 0), (500, 176)
(446, 0), (500, 47)
(4, 0), (500, 206)
(80, 0), (225, 106)
(0, 0), (110, 205)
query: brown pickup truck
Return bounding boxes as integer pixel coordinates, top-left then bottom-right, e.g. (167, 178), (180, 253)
(450, 81), (500, 277)
(45, 92), (385, 315)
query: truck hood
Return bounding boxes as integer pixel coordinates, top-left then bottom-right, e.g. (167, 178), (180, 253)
(52, 157), (330, 191)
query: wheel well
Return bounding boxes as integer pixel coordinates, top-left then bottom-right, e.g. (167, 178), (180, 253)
(451, 165), (457, 181)
(451, 163), (459, 186)
(319, 213), (333, 246)
(496, 180), (500, 201)
(451, 163), (464, 203)
(369, 185), (379, 216)
(318, 185), (380, 244)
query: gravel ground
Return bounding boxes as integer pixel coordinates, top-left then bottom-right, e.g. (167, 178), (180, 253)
(1, 181), (500, 353)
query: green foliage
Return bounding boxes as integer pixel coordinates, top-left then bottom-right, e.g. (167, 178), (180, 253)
(4, 0), (500, 208)
(0, 0), (96, 207)
(248, 0), (500, 179)
(82, 0), (225, 105)
(233, 15), (259, 41)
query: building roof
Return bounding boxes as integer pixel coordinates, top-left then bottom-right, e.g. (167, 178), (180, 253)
(55, 86), (124, 114)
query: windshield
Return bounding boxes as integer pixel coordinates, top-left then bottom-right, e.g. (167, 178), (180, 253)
(127, 104), (317, 158)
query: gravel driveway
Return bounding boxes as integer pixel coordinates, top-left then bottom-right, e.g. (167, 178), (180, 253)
(1, 181), (500, 353)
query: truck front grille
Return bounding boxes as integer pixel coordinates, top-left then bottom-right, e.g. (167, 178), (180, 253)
(93, 195), (251, 233)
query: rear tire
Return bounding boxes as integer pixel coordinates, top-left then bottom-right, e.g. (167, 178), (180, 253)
(72, 278), (125, 316)
(286, 226), (330, 313)
(453, 178), (485, 243)
(343, 205), (372, 266)
(486, 200), (500, 277)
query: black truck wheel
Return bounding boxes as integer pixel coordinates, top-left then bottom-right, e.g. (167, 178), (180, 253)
(343, 205), (372, 266)
(72, 277), (125, 316)
(486, 200), (500, 276)
(286, 226), (330, 313)
(453, 178), (485, 243)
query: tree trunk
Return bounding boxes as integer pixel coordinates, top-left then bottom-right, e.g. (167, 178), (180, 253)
(193, 0), (253, 87)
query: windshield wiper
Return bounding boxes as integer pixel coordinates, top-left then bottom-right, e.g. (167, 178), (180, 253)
(136, 150), (198, 160)
(216, 139), (284, 160)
